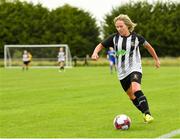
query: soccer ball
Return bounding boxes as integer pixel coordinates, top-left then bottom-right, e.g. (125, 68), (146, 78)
(113, 114), (131, 130)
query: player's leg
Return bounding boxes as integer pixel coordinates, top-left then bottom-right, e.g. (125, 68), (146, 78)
(22, 63), (25, 70)
(23, 62), (28, 70)
(26, 61), (30, 70)
(127, 83), (154, 123)
(59, 61), (65, 71)
(61, 61), (64, 70)
(109, 61), (113, 74)
(130, 72), (153, 123)
(112, 59), (116, 72)
(121, 72), (153, 123)
(29, 60), (31, 67)
(26, 64), (28, 70)
(58, 61), (61, 72)
(127, 82), (149, 113)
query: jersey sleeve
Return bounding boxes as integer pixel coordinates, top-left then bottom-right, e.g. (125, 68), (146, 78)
(101, 33), (116, 48)
(137, 34), (146, 46)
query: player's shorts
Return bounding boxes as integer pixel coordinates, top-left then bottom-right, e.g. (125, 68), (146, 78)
(109, 59), (115, 65)
(58, 58), (65, 62)
(120, 71), (142, 92)
(23, 61), (30, 65)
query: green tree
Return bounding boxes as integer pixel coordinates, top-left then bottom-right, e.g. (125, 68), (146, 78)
(48, 4), (100, 57)
(0, 1), (100, 58)
(103, 1), (180, 57)
(0, 0), (49, 57)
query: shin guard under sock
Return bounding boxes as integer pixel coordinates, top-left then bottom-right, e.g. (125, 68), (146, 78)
(133, 90), (151, 115)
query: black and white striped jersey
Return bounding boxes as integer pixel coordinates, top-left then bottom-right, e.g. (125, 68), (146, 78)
(101, 32), (147, 80)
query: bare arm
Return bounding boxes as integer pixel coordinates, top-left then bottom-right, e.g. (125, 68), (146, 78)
(91, 43), (104, 60)
(144, 43), (160, 68)
(107, 54), (109, 59)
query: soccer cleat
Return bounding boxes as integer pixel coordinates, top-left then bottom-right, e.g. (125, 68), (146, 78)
(143, 114), (154, 123)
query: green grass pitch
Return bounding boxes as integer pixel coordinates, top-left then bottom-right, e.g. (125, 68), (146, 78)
(0, 66), (180, 138)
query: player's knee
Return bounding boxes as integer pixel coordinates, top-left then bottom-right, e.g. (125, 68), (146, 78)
(131, 82), (141, 93)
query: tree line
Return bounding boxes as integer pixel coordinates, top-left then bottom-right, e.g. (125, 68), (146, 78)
(103, 1), (180, 57)
(0, 0), (179, 58)
(0, 0), (100, 58)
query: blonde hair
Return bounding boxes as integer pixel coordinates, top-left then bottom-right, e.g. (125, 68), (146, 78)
(114, 14), (137, 32)
(59, 47), (64, 51)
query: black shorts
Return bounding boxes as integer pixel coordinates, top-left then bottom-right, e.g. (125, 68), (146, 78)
(120, 71), (142, 92)
(23, 61), (30, 65)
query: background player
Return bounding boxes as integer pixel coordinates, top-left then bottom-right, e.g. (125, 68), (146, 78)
(107, 47), (116, 74)
(58, 47), (65, 72)
(22, 50), (31, 70)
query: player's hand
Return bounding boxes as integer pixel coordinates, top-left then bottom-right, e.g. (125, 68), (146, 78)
(91, 53), (99, 60)
(155, 59), (160, 68)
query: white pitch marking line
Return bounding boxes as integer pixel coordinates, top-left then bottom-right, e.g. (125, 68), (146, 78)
(156, 129), (180, 138)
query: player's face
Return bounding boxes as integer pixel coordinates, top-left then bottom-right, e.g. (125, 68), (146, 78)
(115, 20), (129, 36)
(60, 48), (63, 52)
(110, 47), (113, 51)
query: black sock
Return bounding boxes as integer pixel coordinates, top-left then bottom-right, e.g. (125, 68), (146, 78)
(132, 98), (141, 111)
(134, 90), (151, 115)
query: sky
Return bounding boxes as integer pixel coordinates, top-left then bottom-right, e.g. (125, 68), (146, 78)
(20, 0), (179, 26)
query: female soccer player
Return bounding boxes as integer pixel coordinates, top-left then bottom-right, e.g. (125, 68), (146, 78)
(58, 47), (65, 72)
(91, 14), (160, 123)
(22, 50), (31, 70)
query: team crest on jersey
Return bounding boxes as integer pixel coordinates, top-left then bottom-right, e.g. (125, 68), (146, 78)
(116, 50), (127, 56)
(133, 74), (138, 80)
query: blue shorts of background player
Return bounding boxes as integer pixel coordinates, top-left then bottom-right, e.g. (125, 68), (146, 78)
(109, 57), (116, 65)
(107, 47), (116, 74)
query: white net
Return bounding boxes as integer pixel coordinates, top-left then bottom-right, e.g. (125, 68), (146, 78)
(4, 44), (72, 68)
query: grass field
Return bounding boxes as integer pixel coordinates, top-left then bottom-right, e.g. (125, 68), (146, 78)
(0, 66), (180, 138)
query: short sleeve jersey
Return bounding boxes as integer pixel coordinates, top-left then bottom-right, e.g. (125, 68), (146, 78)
(22, 53), (29, 62)
(101, 32), (147, 80)
(58, 51), (65, 62)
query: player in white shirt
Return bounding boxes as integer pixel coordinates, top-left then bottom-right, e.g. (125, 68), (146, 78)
(58, 47), (65, 71)
(22, 50), (31, 70)
(91, 14), (160, 123)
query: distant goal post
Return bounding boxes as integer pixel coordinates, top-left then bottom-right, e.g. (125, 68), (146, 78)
(4, 44), (72, 68)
